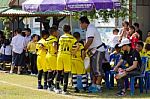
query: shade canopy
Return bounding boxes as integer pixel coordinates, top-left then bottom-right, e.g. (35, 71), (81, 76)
(22, 0), (121, 12)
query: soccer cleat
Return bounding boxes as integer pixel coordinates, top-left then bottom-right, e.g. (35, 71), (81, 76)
(117, 91), (126, 96)
(38, 85), (43, 89)
(44, 85), (48, 90)
(54, 88), (60, 94)
(61, 91), (68, 95)
(74, 87), (80, 93)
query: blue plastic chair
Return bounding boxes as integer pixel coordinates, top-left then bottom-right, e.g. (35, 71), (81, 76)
(145, 71), (150, 93)
(130, 57), (148, 96)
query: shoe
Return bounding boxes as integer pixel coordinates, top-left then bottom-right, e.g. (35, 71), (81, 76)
(74, 87), (80, 93)
(54, 88), (61, 94)
(117, 91), (126, 96)
(44, 85), (48, 90)
(9, 71), (13, 74)
(17, 71), (21, 75)
(96, 85), (102, 93)
(62, 91), (68, 95)
(38, 85), (43, 89)
(49, 86), (54, 91)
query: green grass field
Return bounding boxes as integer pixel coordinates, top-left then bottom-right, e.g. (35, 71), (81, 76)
(0, 71), (150, 99)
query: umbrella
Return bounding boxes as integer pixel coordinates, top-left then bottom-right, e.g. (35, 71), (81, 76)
(92, 0), (121, 10)
(22, 0), (66, 12)
(66, 0), (94, 11)
(22, 0), (121, 12)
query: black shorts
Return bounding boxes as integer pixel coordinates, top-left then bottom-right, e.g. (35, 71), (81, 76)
(12, 52), (25, 66)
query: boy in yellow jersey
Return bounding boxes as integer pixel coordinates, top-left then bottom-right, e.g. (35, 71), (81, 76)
(45, 26), (59, 91)
(145, 44), (150, 71)
(145, 31), (150, 44)
(36, 30), (49, 89)
(55, 25), (77, 94)
(27, 34), (38, 75)
(135, 41), (145, 57)
(71, 32), (87, 93)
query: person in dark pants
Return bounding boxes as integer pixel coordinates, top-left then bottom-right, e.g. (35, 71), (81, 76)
(114, 38), (142, 96)
(27, 34), (39, 75)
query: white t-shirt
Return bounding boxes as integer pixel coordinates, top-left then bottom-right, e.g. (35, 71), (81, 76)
(109, 35), (120, 48)
(10, 34), (26, 54)
(0, 45), (12, 55)
(86, 24), (105, 52)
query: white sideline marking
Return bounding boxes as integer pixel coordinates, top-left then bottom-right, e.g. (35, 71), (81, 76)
(0, 80), (79, 99)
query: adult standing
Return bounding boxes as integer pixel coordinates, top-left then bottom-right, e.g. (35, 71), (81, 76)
(134, 23), (143, 41)
(79, 16), (105, 92)
(10, 28), (26, 74)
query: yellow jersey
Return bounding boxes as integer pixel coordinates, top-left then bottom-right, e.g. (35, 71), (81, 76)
(46, 35), (58, 55)
(72, 42), (84, 61)
(139, 50), (146, 57)
(58, 33), (77, 54)
(36, 38), (47, 56)
(145, 51), (150, 71)
(145, 37), (150, 44)
(27, 41), (37, 53)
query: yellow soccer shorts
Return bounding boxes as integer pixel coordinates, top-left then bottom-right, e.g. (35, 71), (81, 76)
(46, 55), (57, 71)
(37, 55), (47, 72)
(57, 54), (71, 72)
(71, 59), (86, 75)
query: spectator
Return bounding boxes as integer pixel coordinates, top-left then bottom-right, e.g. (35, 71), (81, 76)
(119, 21), (129, 41)
(79, 16), (105, 92)
(10, 28), (26, 74)
(129, 25), (140, 49)
(114, 38), (141, 96)
(109, 28), (120, 49)
(144, 44), (150, 71)
(0, 39), (12, 61)
(27, 34), (38, 75)
(134, 23), (143, 41)
(109, 44), (122, 68)
(135, 41), (145, 57)
(145, 31), (150, 44)
(24, 28), (32, 74)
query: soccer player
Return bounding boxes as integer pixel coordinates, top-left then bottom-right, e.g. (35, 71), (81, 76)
(45, 26), (59, 91)
(36, 30), (49, 89)
(54, 25), (77, 94)
(72, 32), (87, 93)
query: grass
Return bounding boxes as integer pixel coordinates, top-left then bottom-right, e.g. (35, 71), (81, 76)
(0, 71), (150, 99)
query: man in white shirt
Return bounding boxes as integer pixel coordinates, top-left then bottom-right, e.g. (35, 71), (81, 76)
(10, 28), (26, 74)
(79, 16), (106, 92)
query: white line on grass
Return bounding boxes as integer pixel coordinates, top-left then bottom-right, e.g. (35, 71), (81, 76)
(0, 80), (81, 99)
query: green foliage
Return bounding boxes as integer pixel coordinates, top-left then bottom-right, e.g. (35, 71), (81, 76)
(73, 0), (129, 22)
(0, 17), (11, 39)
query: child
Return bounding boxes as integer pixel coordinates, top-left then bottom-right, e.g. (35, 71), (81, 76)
(145, 31), (150, 44)
(110, 44), (122, 68)
(36, 30), (49, 89)
(110, 29), (120, 48)
(144, 43), (150, 71)
(0, 39), (12, 70)
(71, 32), (87, 93)
(135, 41), (145, 57)
(27, 34), (38, 75)
(45, 26), (59, 91)
(55, 25), (77, 94)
